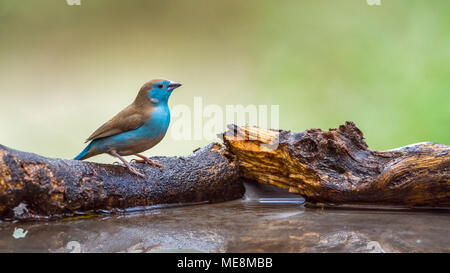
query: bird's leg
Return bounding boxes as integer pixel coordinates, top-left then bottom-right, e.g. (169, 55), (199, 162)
(110, 151), (145, 177)
(132, 153), (163, 168)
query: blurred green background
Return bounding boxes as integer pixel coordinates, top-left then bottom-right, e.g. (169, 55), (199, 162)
(0, 0), (449, 163)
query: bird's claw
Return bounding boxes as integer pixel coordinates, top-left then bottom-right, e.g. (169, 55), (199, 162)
(132, 158), (163, 168)
(113, 161), (144, 178)
(127, 166), (145, 178)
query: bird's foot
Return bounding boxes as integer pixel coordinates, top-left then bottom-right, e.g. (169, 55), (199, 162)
(132, 156), (163, 168)
(110, 151), (145, 178)
(113, 161), (144, 177)
(126, 166), (145, 178)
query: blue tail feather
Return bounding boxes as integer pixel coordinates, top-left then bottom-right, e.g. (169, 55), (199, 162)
(74, 143), (92, 160)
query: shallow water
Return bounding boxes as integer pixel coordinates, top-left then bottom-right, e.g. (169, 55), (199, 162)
(0, 183), (449, 253)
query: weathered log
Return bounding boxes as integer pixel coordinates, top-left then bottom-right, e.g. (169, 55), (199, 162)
(1, 121), (448, 220)
(0, 143), (244, 220)
(223, 121), (450, 207)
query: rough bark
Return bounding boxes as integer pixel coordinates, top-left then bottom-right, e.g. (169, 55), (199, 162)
(223, 121), (450, 207)
(0, 143), (244, 220)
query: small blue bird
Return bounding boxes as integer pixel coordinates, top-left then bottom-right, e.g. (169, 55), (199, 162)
(74, 79), (182, 177)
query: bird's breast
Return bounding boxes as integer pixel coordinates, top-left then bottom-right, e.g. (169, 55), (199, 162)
(116, 105), (170, 155)
(143, 104), (170, 135)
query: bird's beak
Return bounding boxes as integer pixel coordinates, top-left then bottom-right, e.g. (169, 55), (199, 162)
(167, 81), (182, 91)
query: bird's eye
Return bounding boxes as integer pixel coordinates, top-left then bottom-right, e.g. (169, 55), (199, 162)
(157, 84), (164, 89)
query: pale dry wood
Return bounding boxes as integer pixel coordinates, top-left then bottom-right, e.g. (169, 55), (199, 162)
(223, 122), (450, 207)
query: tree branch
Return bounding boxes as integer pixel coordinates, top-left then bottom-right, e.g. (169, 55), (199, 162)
(0, 143), (244, 220)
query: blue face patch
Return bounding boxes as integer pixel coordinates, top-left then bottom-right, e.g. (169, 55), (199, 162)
(147, 81), (173, 104)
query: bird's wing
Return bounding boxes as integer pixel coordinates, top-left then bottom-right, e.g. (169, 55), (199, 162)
(85, 105), (150, 143)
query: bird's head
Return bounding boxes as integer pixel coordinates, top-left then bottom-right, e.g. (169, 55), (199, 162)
(135, 79), (182, 106)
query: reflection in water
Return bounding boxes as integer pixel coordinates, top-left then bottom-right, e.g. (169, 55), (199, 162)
(258, 198), (305, 204)
(0, 199), (448, 253)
